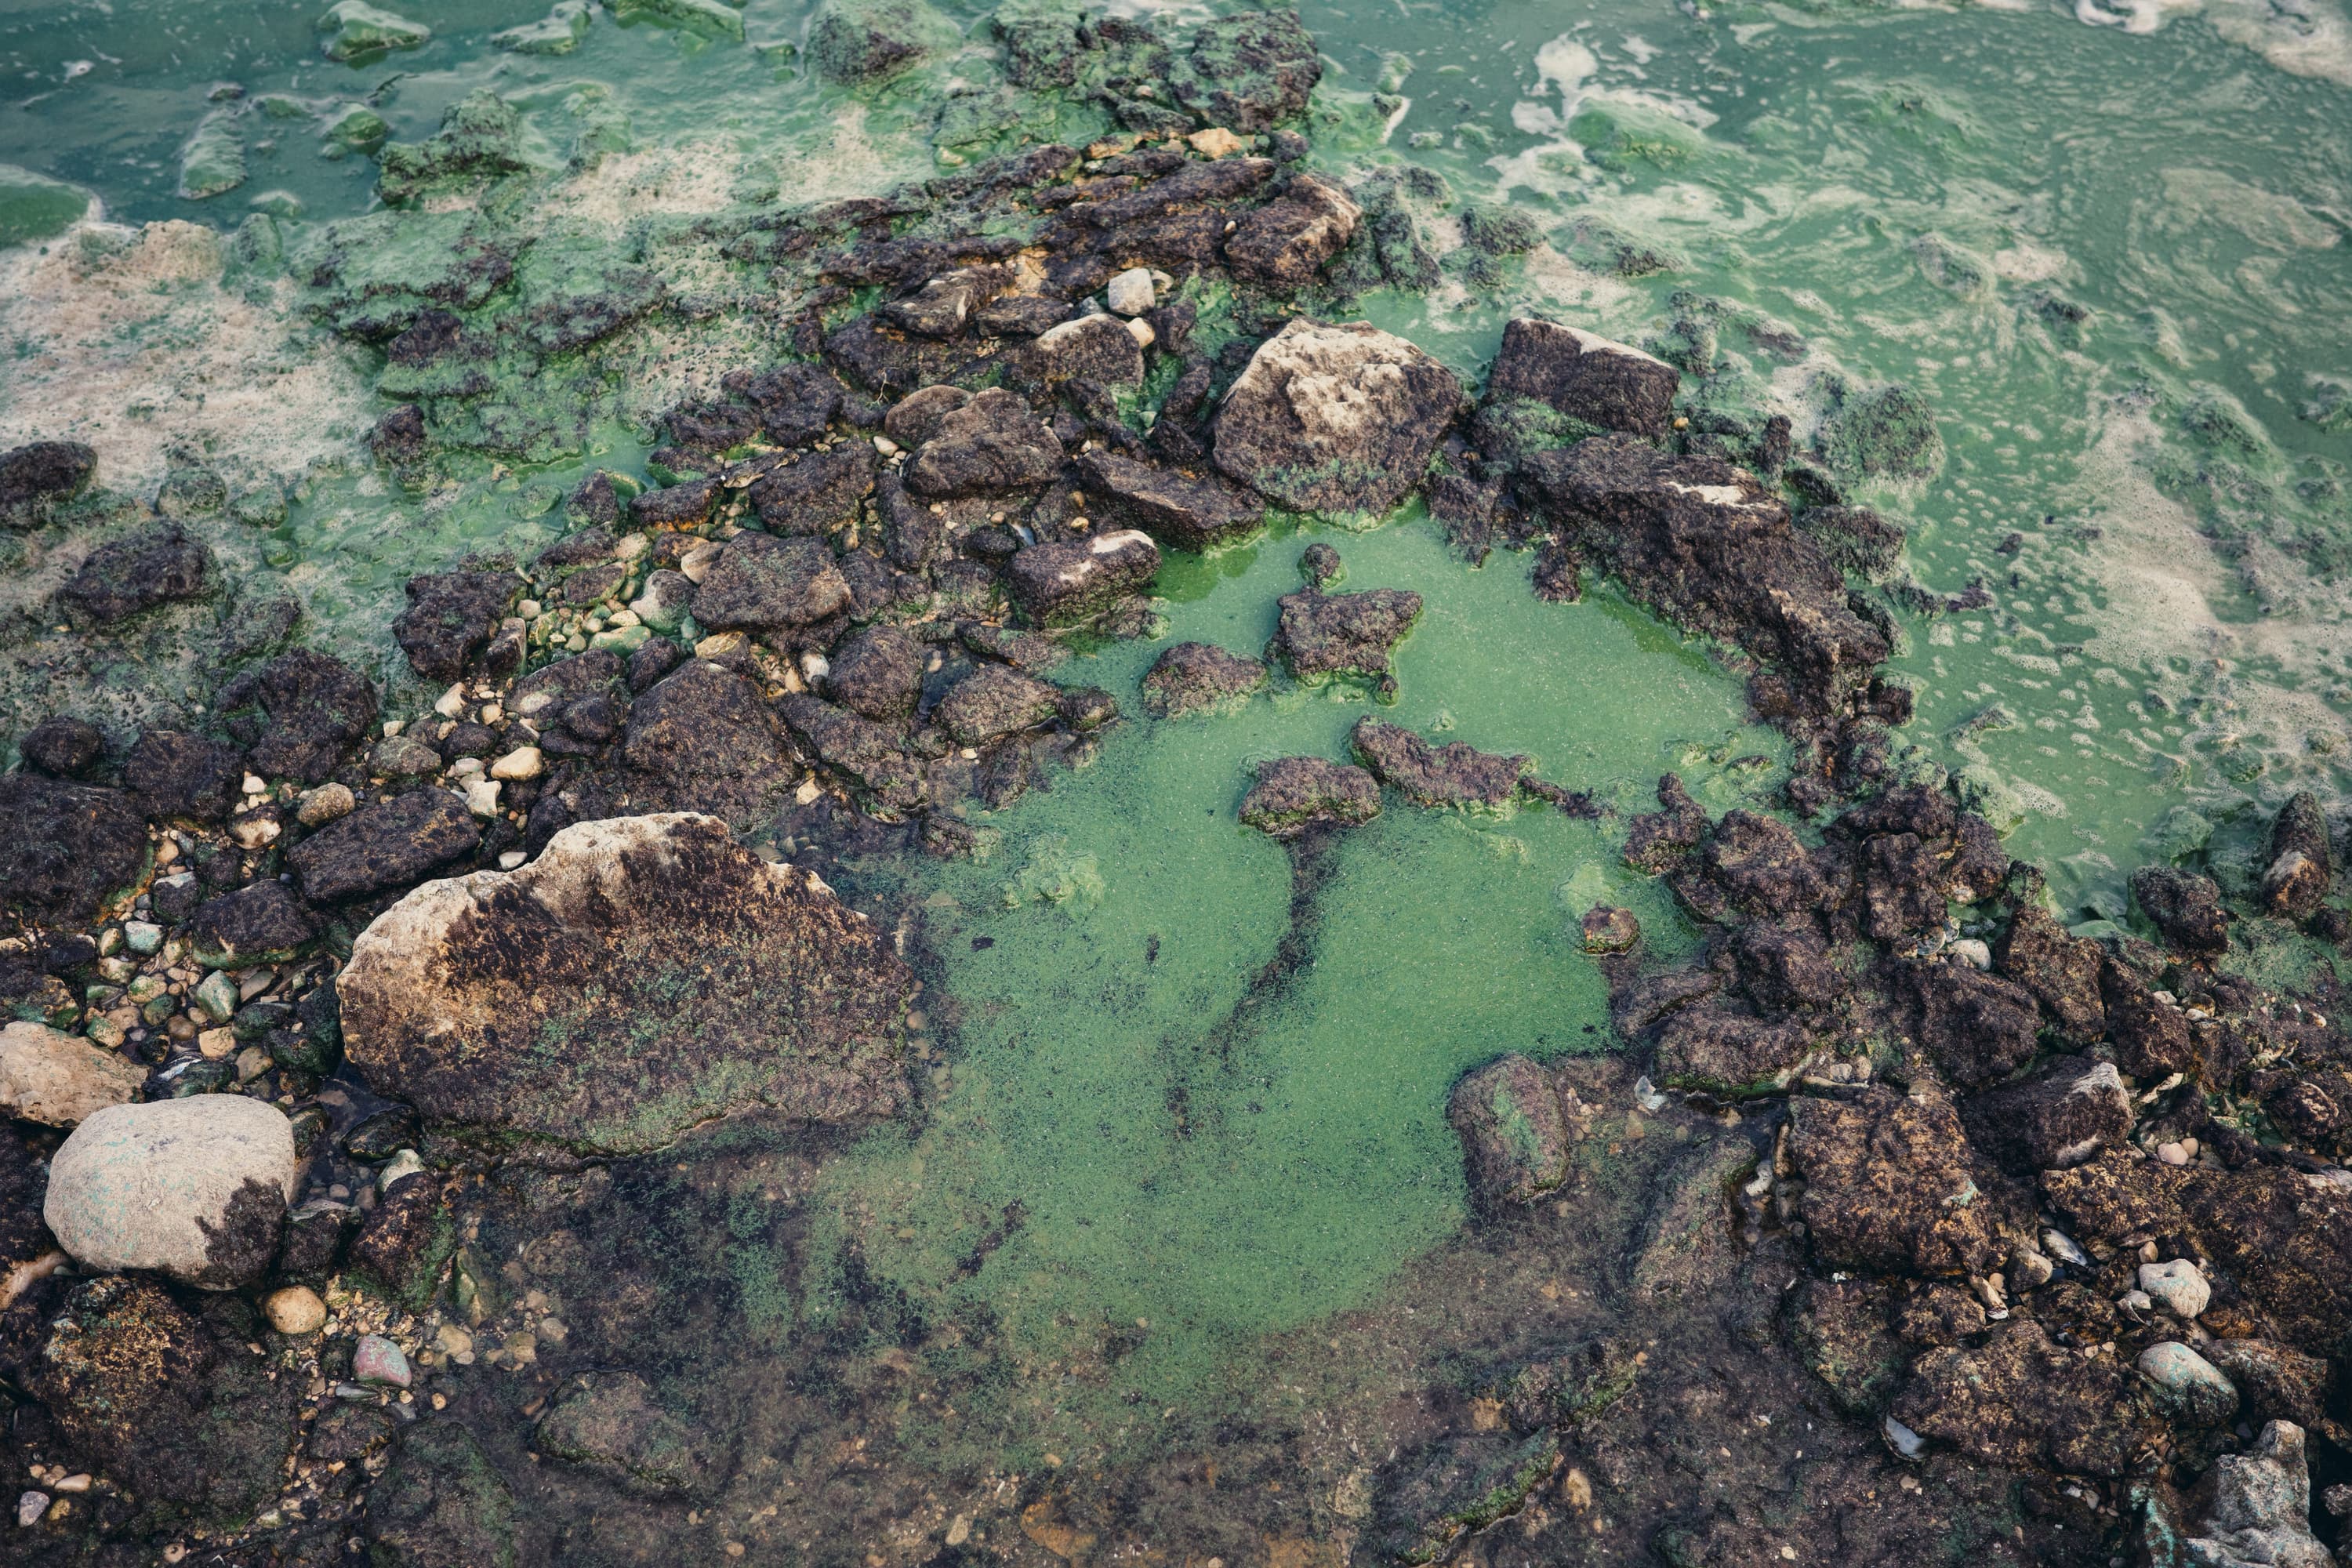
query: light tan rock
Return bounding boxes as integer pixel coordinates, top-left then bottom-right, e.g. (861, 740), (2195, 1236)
(263, 1285), (327, 1335)
(0, 1021), (145, 1127)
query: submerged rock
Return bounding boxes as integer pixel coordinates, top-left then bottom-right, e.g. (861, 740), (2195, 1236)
(45, 1095), (299, 1287)
(1141, 642), (1267, 717)
(1171, 9), (1321, 131)
(1214, 319), (1461, 516)
(535, 1371), (720, 1494)
(1238, 756), (1379, 836)
(364, 1419), (519, 1568)
(339, 814), (917, 1156)
(1485, 318), (1681, 440)
(318, 0), (431, 62)
(1367, 1431), (1560, 1567)
(808, 0), (956, 82)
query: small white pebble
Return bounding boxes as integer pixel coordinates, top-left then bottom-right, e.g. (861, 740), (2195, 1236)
(515, 599), (541, 620)
(1124, 316), (1157, 347)
(498, 851), (526, 870)
(488, 747), (543, 782)
(615, 532), (650, 561)
(2158, 1142), (2189, 1166)
(873, 436), (901, 456)
(478, 702), (503, 725)
(241, 773), (267, 797)
(433, 684), (466, 718)
(464, 779), (503, 818)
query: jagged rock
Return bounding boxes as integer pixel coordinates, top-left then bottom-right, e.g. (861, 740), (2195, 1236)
(0, 440), (96, 528)
(125, 728), (241, 823)
(1650, 1000), (1817, 1097)
(0, 775), (148, 924)
(188, 880), (321, 967)
(2100, 959), (2197, 1079)
(57, 523), (212, 624)
(1141, 643), (1267, 717)
(1894, 1317), (2158, 1477)
(1238, 756), (1378, 836)
(1485, 318), (1681, 440)
(1521, 436), (1888, 732)
(0, 1020), (144, 1126)
(2140, 1341), (2238, 1426)
(728, 362), (845, 447)
(364, 1420), (519, 1568)
(1895, 957), (2041, 1091)
(1994, 902), (2106, 1045)
(621, 659), (800, 828)
(345, 1173), (454, 1312)
(2131, 866), (2229, 958)
(393, 570), (514, 682)
(2263, 791), (2332, 920)
(935, 665), (1062, 746)
(1349, 717), (1525, 808)
(2200, 1341), (2330, 1430)
(45, 1095), (298, 1287)
(2186, 1421), (2335, 1568)
(287, 788), (480, 902)
(1784, 1087), (1996, 1276)
(1028, 313), (1147, 386)
(746, 446), (875, 535)
(1964, 1059), (2132, 1174)
(1795, 503), (1906, 582)
(339, 814), (916, 1156)
(806, 0), (954, 82)
(779, 698), (927, 813)
(1678, 809), (1824, 921)
(1004, 529), (1160, 624)
(1624, 773), (1708, 873)
(1224, 172), (1360, 287)
(1271, 584), (1421, 681)
(691, 533), (853, 632)
(1449, 1054), (1587, 1207)
(1171, 9), (1321, 131)
(18, 714), (103, 777)
(1729, 920), (1840, 1011)
(1581, 905), (1639, 954)
(234, 648), (381, 785)
(906, 388), (1063, 497)
(10, 1274), (300, 1526)
(825, 624), (926, 720)
(1214, 319), (1461, 515)
(535, 1372), (720, 1494)
(1366, 1432), (1560, 1568)
(1076, 448), (1264, 551)
(881, 265), (1009, 338)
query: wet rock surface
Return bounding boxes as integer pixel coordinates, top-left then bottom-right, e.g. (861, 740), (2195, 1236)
(1141, 641), (1267, 717)
(1214, 319), (1462, 515)
(1238, 755), (1380, 836)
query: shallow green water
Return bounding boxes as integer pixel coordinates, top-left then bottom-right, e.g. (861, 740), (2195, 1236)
(5, 0), (2352, 1475)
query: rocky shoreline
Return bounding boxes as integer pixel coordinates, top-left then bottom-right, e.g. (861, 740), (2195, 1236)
(1, 5), (2350, 1565)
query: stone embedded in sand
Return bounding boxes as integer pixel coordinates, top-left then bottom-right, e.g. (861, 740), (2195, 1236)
(45, 1095), (299, 1288)
(338, 813), (917, 1156)
(1214, 320), (1461, 516)
(364, 1419), (519, 1567)
(0, 1021), (144, 1127)
(1485, 318), (1682, 441)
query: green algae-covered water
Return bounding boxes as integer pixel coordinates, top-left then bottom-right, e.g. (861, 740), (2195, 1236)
(6, 0), (2352, 1512)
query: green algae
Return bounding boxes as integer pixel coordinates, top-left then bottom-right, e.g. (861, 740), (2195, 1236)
(0, 164), (91, 249)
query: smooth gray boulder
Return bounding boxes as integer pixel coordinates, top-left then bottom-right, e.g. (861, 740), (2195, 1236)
(45, 1096), (299, 1288)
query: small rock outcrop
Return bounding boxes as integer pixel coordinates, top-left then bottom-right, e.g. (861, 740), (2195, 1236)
(1486, 318), (1682, 440)
(1237, 756), (1380, 836)
(1214, 319), (1461, 516)
(0, 1020), (146, 1126)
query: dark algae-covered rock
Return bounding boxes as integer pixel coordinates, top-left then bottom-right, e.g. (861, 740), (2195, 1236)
(339, 814), (916, 1155)
(1448, 1054), (1587, 1207)
(365, 1418), (519, 1568)
(1271, 582), (1422, 682)
(691, 532), (853, 632)
(56, 522), (212, 624)
(287, 786), (480, 902)
(0, 775), (147, 923)
(1485, 317), (1682, 439)
(1076, 448), (1265, 551)
(0, 439), (96, 528)
(1142, 642), (1267, 717)
(1238, 755), (1379, 836)
(230, 648), (381, 784)
(1368, 1430), (1561, 1566)
(1004, 528), (1160, 623)
(394, 569), (514, 681)
(2130, 864), (2230, 956)
(1350, 717), (1526, 808)
(1214, 319), (1461, 516)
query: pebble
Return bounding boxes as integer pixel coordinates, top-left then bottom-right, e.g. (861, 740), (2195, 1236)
(229, 815), (279, 850)
(2158, 1141), (2189, 1166)
(1188, 126), (1246, 158)
(433, 683), (467, 718)
(1882, 1415), (1926, 1459)
(873, 435), (901, 456)
(263, 1285), (327, 1335)
(354, 1334), (412, 1388)
(379, 1148), (425, 1189)
(18, 1490), (47, 1527)
(516, 599), (541, 620)
(296, 782), (356, 827)
(241, 773), (267, 797)
(194, 970), (239, 1024)
(2140, 1258), (2210, 1318)
(123, 921), (164, 956)
(2042, 1228), (2092, 1268)
(463, 779), (503, 818)
(615, 532), (649, 561)
(499, 851), (527, 869)
(198, 1027), (238, 1060)
(1946, 938), (1991, 970)
(1124, 315), (1157, 347)
(1105, 266), (1156, 316)
(488, 746), (543, 782)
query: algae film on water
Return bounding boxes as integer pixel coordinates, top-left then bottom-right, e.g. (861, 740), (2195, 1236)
(3, 0), (2352, 1562)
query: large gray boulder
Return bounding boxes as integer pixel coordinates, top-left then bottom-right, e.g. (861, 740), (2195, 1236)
(45, 1095), (299, 1287)
(339, 813), (917, 1156)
